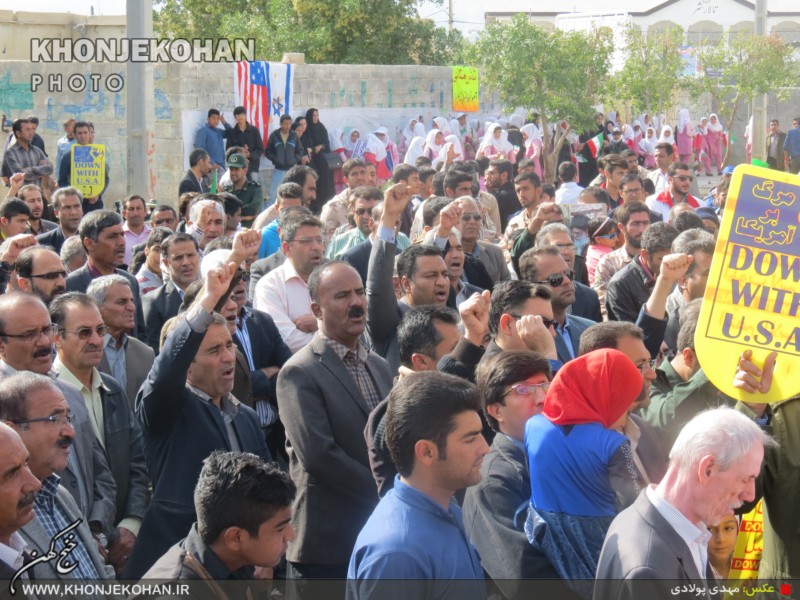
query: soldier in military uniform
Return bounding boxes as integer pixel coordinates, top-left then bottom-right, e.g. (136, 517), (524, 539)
(223, 153), (264, 228)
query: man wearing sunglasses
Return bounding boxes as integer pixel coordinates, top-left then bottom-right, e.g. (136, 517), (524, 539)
(519, 246), (596, 364)
(15, 246), (68, 305)
(50, 291), (149, 577)
(646, 162), (701, 223)
(0, 292), (117, 544)
(325, 186), (382, 260)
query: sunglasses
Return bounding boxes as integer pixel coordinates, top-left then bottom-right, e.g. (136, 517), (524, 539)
(59, 324), (109, 340)
(532, 270), (573, 287)
(28, 270), (67, 280)
(354, 208), (371, 216)
(461, 214), (482, 222)
(596, 231), (618, 240)
(503, 382), (551, 397)
(509, 314), (559, 330)
(675, 175), (694, 182)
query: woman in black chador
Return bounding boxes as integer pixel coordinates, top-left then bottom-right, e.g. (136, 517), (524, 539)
(301, 107), (335, 214)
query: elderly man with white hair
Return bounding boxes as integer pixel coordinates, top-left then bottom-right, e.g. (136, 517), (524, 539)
(594, 407), (775, 599)
(186, 196), (226, 252)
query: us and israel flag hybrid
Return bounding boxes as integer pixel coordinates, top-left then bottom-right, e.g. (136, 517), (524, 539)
(234, 62), (295, 143)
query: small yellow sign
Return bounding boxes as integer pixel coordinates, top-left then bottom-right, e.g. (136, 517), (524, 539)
(728, 501), (763, 580)
(70, 144), (107, 198)
(452, 66), (479, 113)
(695, 165), (800, 403)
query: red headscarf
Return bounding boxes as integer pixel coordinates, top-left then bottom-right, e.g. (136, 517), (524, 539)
(542, 348), (643, 428)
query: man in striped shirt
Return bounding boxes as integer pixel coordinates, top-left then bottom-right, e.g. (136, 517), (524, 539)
(1, 118), (53, 186)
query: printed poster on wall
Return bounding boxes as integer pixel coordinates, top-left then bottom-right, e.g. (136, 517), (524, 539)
(452, 66), (479, 113)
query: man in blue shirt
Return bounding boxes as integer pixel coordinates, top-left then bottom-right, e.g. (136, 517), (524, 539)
(194, 109), (232, 175)
(784, 116), (800, 173)
(348, 371), (489, 600)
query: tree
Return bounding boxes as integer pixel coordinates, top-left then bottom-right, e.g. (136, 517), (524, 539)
(153, 0), (465, 65)
(473, 14), (614, 182)
(689, 32), (797, 165)
(610, 25), (685, 118)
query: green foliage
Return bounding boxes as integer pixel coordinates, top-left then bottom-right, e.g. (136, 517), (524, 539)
(153, 0), (465, 65)
(609, 25), (685, 116)
(473, 14), (613, 181)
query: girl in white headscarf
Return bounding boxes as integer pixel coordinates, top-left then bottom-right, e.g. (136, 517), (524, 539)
(520, 123), (543, 179)
(706, 114), (726, 175)
(694, 117), (712, 176)
(363, 133), (389, 183)
(630, 120), (644, 161)
(476, 123), (516, 163)
(432, 135), (464, 169)
(658, 125), (676, 147)
(433, 117), (451, 136)
(374, 126), (399, 173)
(400, 118), (418, 156)
(343, 129), (366, 159)
(424, 129), (444, 160)
(413, 121), (427, 139)
(676, 109), (693, 164)
(403, 136), (425, 166)
(639, 127), (658, 169)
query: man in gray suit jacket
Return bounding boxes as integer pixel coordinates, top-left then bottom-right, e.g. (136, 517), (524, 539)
(0, 372), (114, 582)
(594, 408), (774, 600)
(277, 261), (393, 579)
(0, 293), (117, 539)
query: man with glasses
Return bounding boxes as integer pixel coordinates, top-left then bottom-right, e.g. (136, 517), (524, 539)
(254, 213), (324, 353)
(50, 292), (149, 577)
(15, 246), (68, 305)
(457, 197), (510, 286)
(518, 246), (596, 364)
(0, 372), (114, 581)
(149, 205), (178, 232)
(579, 321), (668, 485)
(646, 162), (700, 223)
(0, 292), (117, 563)
(464, 351), (564, 595)
(35, 187), (84, 255)
(326, 186), (382, 260)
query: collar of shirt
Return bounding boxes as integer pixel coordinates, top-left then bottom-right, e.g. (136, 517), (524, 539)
(85, 260), (104, 279)
(183, 524), (254, 580)
(0, 532), (28, 573)
(646, 485), (711, 563)
(319, 331), (368, 365)
(635, 254), (657, 284)
(36, 474), (61, 505)
(186, 383), (239, 419)
(392, 476), (460, 521)
(279, 257), (306, 285)
(52, 360), (105, 395)
(103, 332), (128, 351)
(123, 221), (151, 236)
(0, 360), (59, 381)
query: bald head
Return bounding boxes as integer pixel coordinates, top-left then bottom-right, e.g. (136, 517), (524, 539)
(0, 293), (54, 375)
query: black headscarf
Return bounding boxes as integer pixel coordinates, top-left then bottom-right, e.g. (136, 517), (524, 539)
(303, 107), (330, 152)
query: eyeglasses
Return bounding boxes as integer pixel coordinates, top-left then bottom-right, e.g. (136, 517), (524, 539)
(460, 214), (482, 222)
(28, 270), (67, 280)
(153, 217), (177, 226)
(0, 324), (58, 343)
(13, 412), (74, 428)
(532, 270), (573, 287)
(554, 243), (575, 251)
(509, 314), (559, 330)
(59, 325), (109, 340)
(291, 236), (323, 246)
(503, 382), (551, 397)
(596, 231), (618, 240)
(638, 359), (658, 374)
(354, 208), (371, 216)
(675, 175), (694, 182)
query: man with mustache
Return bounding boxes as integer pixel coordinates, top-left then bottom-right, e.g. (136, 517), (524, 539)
(0, 292), (118, 550)
(65, 210), (146, 340)
(15, 246), (68, 305)
(277, 261), (393, 580)
(51, 292), (150, 576)
(0, 421), (41, 579)
(0, 372), (113, 581)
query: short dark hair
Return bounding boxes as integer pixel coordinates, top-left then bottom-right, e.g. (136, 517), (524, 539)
(277, 182), (304, 204)
(671, 229), (715, 275)
(671, 210), (704, 232)
(620, 173), (643, 190)
(152, 204), (177, 219)
(392, 163), (419, 184)
(557, 161), (577, 182)
(621, 149), (637, 159)
(284, 165), (318, 187)
(178, 192), (199, 219)
(518, 246), (561, 284)
(123, 194), (146, 211)
(342, 158), (367, 179)
(0, 371), (58, 423)
(221, 193), (243, 217)
(161, 232), (199, 258)
(386, 371), (483, 477)
(541, 183), (556, 198)
(518, 157), (537, 172)
(656, 142), (674, 156)
(15, 246), (57, 279)
(588, 215), (617, 242)
(11, 118), (30, 136)
(488, 280), (552, 335)
(0, 198), (32, 220)
(488, 159), (513, 180)
(145, 226), (174, 249)
(421, 197), (452, 228)
(233, 106), (246, 117)
(677, 299), (702, 352)
(417, 166), (436, 185)
(279, 213), (322, 244)
(350, 186), (383, 206)
(514, 171), (541, 187)
(431, 171), (446, 196)
(578, 321), (644, 356)
(443, 169), (473, 195)
(398, 305), (459, 368)
(189, 148), (209, 167)
(642, 221), (679, 255)
(203, 236), (233, 254)
(49, 292), (97, 330)
(615, 200), (650, 226)
(603, 154), (628, 173)
(280, 114), (292, 124)
(207, 108), (220, 118)
(78, 209), (122, 243)
(476, 350), (551, 431)
(16, 184), (42, 203)
(415, 156), (433, 169)
(397, 244), (443, 282)
(668, 162), (691, 177)
(579, 186), (611, 205)
(194, 450), (295, 544)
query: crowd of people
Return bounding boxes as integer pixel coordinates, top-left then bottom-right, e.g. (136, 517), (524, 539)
(0, 104), (798, 599)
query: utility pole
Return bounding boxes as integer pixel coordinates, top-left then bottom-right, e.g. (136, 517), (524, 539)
(126, 0), (154, 197)
(751, 0), (768, 164)
(448, 0), (453, 33)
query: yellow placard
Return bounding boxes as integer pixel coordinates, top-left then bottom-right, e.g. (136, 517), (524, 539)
(728, 501), (763, 580)
(695, 165), (800, 403)
(70, 143), (106, 198)
(452, 66), (479, 113)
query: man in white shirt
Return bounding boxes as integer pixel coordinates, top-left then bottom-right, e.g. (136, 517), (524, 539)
(646, 142), (674, 196)
(0, 422), (41, 579)
(595, 408), (775, 598)
(254, 212), (324, 353)
(554, 161), (583, 205)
